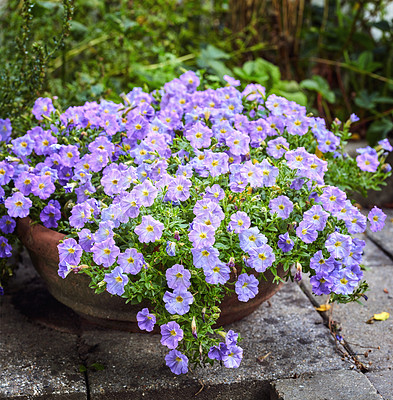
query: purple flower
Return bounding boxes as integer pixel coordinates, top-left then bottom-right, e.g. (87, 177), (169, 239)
(137, 308), (156, 332)
(0, 161), (14, 186)
(166, 176), (192, 202)
(204, 261), (230, 284)
(303, 205), (329, 231)
(188, 223), (215, 249)
(319, 186), (347, 213)
(59, 145), (80, 168)
(104, 266), (129, 296)
(239, 227), (267, 253)
(78, 229), (94, 251)
(222, 344), (243, 368)
(134, 215), (164, 243)
(0, 215), (16, 234)
(132, 180), (158, 207)
(229, 211), (251, 234)
(235, 273), (259, 302)
(208, 342), (229, 361)
(32, 97), (55, 120)
(0, 236), (12, 258)
(165, 350), (188, 375)
(40, 200), (61, 228)
(368, 206), (386, 232)
(258, 159), (279, 187)
(5, 192), (32, 218)
(310, 272), (334, 295)
(163, 289), (194, 315)
(378, 138), (393, 152)
(356, 152), (379, 172)
(332, 269), (359, 295)
(191, 246), (220, 269)
(160, 321), (184, 349)
(204, 184), (225, 202)
(0, 118), (12, 142)
(269, 195), (294, 219)
(266, 137), (289, 159)
(166, 264), (191, 290)
(310, 250), (335, 274)
(325, 232), (352, 259)
(248, 244), (275, 272)
(117, 248), (144, 274)
(185, 121), (212, 149)
(166, 241), (176, 256)
(11, 135), (35, 157)
(277, 232), (294, 253)
(296, 221), (318, 243)
(58, 238), (82, 270)
(69, 203), (91, 229)
(91, 238), (120, 268)
(223, 75), (240, 87)
(31, 175), (55, 200)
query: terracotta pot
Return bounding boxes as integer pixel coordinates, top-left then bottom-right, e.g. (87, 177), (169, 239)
(16, 217), (285, 331)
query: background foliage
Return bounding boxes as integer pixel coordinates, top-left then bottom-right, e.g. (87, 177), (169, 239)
(0, 0), (392, 143)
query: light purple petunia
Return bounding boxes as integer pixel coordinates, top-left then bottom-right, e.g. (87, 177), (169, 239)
(165, 350), (188, 375)
(277, 232), (294, 253)
(117, 248), (145, 274)
(132, 180), (158, 207)
(222, 344), (243, 368)
(160, 321), (184, 349)
(239, 227), (267, 253)
(303, 205), (329, 231)
(104, 266), (129, 296)
(247, 244), (275, 272)
(319, 186), (347, 213)
(137, 308), (156, 332)
(0, 215), (16, 234)
(296, 221), (318, 244)
(4, 192), (32, 218)
(325, 232), (352, 259)
(166, 264), (191, 290)
(356, 152), (379, 172)
(163, 289), (194, 315)
(269, 195), (294, 219)
(368, 206), (386, 232)
(229, 211), (251, 234)
(58, 238), (82, 269)
(235, 273), (259, 302)
(134, 215), (164, 243)
(204, 261), (230, 285)
(188, 223), (216, 249)
(166, 176), (192, 202)
(191, 246), (220, 269)
(91, 238), (120, 268)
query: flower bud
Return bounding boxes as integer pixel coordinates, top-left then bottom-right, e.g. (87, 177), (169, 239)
(191, 316), (198, 339)
(294, 262), (302, 282)
(201, 307), (206, 323)
(227, 257), (235, 269)
(174, 231), (180, 241)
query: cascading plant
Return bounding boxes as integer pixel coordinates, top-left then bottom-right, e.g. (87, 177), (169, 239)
(0, 71), (391, 374)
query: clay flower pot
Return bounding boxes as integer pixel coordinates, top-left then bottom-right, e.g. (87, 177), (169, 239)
(16, 217), (285, 331)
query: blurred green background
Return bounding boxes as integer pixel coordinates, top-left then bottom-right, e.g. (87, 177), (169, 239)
(1, 0), (392, 144)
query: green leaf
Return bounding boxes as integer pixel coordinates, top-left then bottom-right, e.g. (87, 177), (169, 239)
(90, 362), (105, 371)
(366, 118), (393, 145)
(79, 365), (87, 373)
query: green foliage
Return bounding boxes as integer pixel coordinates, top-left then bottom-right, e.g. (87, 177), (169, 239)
(0, 0), (74, 131)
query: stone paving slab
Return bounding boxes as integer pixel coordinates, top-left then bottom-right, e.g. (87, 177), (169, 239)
(0, 296), (86, 399)
(270, 370), (383, 400)
(366, 370), (393, 400)
(82, 282), (349, 399)
(332, 265), (393, 371)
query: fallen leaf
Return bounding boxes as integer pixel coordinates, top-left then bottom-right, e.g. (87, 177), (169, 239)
(315, 304), (331, 312)
(373, 312), (390, 321)
(383, 288), (389, 294)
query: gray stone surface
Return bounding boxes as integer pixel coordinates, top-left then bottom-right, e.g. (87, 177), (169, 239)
(361, 233), (393, 267)
(82, 283), (349, 399)
(270, 370), (383, 400)
(365, 209), (393, 260)
(0, 296), (86, 399)
(332, 265), (393, 371)
(367, 370), (393, 400)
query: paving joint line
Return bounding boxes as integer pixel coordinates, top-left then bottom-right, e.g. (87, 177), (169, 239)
(76, 335), (91, 400)
(365, 232), (393, 263)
